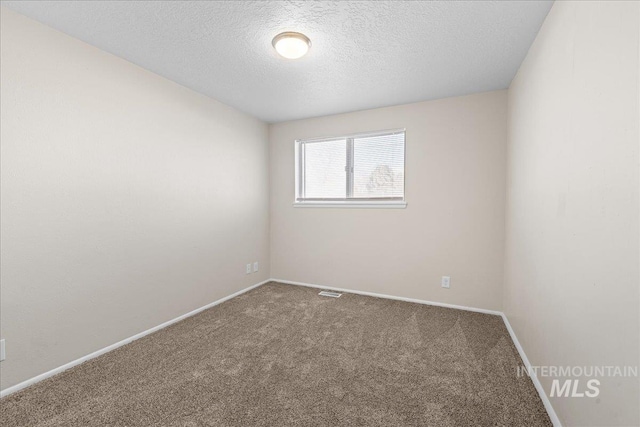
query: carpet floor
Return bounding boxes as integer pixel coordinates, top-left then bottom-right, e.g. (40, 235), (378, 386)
(1, 282), (551, 426)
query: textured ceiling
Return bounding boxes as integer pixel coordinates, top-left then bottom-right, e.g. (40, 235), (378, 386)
(2, 1), (553, 123)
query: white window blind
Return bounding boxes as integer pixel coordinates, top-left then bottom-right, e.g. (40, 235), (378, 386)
(295, 129), (405, 207)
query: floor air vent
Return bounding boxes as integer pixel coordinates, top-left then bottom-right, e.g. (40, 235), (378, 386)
(318, 291), (342, 298)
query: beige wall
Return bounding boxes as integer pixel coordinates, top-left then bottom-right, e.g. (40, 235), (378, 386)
(270, 91), (507, 311)
(4, 5), (638, 426)
(0, 8), (270, 390)
(504, 2), (640, 426)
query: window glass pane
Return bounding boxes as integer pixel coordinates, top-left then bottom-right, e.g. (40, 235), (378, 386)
(303, 139), (347, 199)
(353, 133), (404, 199)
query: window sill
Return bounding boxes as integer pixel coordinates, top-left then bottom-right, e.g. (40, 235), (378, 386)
(293, 201), (407, 209)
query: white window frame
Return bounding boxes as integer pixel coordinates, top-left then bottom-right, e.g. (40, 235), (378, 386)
(294, 128), (407, 209)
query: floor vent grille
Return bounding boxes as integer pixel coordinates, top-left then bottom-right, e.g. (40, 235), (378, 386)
(318, 291), (342, 298)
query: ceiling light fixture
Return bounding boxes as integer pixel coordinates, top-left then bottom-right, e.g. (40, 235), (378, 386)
(272, 32), (311, 59)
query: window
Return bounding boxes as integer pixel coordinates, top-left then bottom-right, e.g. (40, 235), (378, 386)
(295, 129), (406, 208)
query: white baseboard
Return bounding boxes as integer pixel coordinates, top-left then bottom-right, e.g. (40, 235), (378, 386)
(501, 313), (562, 427)
(273, 278), (561, 426)
(272, 278), (503, 316)
(1, 277), (562, 427)
(0, 279), (270, 398)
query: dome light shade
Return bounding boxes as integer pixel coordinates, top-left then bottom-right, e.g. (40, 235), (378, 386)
(272, 32), (311, 59)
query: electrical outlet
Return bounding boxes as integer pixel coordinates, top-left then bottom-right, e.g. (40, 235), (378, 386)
(246, 264), (252, 274)
(0, 339), (5, 362)
(253, 262), (259, 272)
(441, 276), (451, 289)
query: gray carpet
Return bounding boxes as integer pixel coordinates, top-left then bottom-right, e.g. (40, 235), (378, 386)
(1, 282), (551, 426)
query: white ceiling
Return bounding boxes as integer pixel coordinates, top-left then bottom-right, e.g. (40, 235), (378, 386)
(2, 1), (552, 123)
